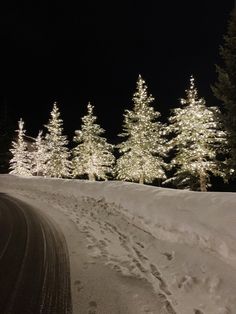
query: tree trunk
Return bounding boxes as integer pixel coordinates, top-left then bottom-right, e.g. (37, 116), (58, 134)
(139, 173), (144, 184)
(199, 172), (207, 192)
(88, 173), (96, 181)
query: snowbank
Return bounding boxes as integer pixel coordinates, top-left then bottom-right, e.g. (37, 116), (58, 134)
(1, 174), (236, 268)
(1, 174), (236, 314)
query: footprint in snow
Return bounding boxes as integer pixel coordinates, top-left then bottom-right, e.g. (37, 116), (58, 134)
(74, 280), (83, 292)
(104, 237), (111, 243)
(194, 310), (204, 314)
(150, 264), (172, 296)
(133, 258), (147, 273)
(87, 300), (97, 314)
(178, 275), (197, 291)
(98, 239), (108, 247)
(162, 251), (175, 261)
(133, 246), (148, 262)
(158, 293), (176, 314)
(136, 241), (145, 248)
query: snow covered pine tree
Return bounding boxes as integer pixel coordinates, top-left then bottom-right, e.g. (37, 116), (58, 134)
(30, 130), (48, 176)
(116, 75), (167, 184)
(72, 102), (115, 180)
(9, 118), (32, 176)
(44, 102), (71, 178)
(166, 76), (228, 191)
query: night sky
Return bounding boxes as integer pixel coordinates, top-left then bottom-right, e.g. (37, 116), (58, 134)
(0, 1), (234, 144)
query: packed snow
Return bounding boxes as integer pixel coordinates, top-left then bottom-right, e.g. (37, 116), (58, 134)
(0, 174), (236, 314)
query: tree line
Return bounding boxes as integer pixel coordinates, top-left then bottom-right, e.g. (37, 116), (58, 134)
(9, 75), (230, 192)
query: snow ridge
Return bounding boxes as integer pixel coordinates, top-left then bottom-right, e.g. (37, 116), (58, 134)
(0, 175), (236, 314)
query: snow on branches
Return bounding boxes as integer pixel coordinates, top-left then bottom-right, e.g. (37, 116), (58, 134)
(166, 76), (228, 191)
(72, 103), (115, 180)
(44, 102), (71, 178)
(9, 118), (32, 176)
(116, 75), (167, 184)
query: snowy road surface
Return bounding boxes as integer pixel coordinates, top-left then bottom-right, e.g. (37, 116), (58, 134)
(0, 193), (72, 314)
(0, 175), (236, 314)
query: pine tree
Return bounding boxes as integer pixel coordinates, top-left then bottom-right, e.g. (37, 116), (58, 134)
(116, 75), (167, 184)
(9, 118), (32, 176)
(44, 102), (71, 178)
(212, 10), (236, 175)
(30, 130), (48, 176)
(167, 76), (228, 191)
(72, 103), (115, 180)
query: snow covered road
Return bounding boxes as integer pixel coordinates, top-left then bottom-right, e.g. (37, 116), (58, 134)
(0, 175), (236, 314)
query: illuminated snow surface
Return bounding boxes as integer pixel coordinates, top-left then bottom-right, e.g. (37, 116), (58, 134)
(1, 175), (236, 314)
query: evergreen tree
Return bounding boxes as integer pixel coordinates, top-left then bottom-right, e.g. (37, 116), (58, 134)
(44, 102), (71, 178)
(72, 103), (115, 180)
(212, 10), (236, 175)
(116, 75), (167, 184)
(30, 130), (48, 176)
(9, 118), (32, 176)
(167, 76), (228, 191)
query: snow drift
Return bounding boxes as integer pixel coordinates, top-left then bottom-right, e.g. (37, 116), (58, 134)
(0, 175), (236, 314)
(1, 175), (235, 268)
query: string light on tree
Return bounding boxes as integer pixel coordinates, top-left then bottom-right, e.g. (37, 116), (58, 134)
(116, 75), (167, 184)
(166, 76), (228, 191)
(72, 102), (115, 181)
(44, 102), (71, 178)
(9, 118), (32, 176)
(30, 130), (48, 176)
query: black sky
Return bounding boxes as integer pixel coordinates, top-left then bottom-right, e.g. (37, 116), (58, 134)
(0, 1), (234, 143)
